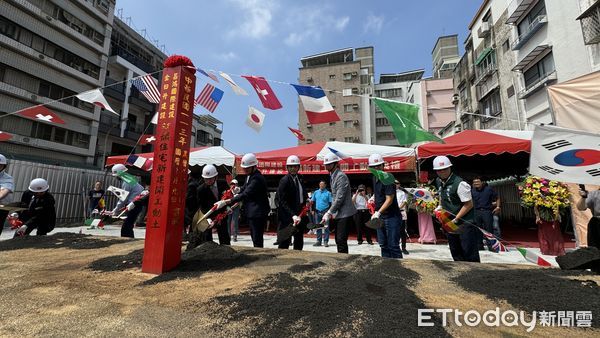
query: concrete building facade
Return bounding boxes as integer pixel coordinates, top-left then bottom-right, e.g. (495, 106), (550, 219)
(0, 0), (115, 167)
(298, 47), (374, 145)
(419, 77), (457, 135)
(432, 34), (461, 79)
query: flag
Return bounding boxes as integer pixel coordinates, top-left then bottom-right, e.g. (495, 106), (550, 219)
(219, 72), (248, 96)
(150, 112), (158, 124)
(292, 84), (340, 124)
(434, 209), (460, 233)
(242, 75), (282, 110)
(0, 131), (13, 141)
(116, 171), (138, 185)
(126, 155), (153, 171)
(372, 98), (444, 145)
(478, 227), (508, 253)
(76, 89), (118, 115)
(84, 218), (104, 229)
(195, 84), (224, 113)
(288, 127), (305, 141)
(106, 185), (129, 202)
(18, 105), (65, 124)
(139, 134), (156, 145)
(404, 188), (435, 203)
(368, 168), (395, 185)
(246, 106), (265, 132)
(131, 75), (161, 103)
(197, 68), (219, 82)
(517, 247), (552, 267)
(327, 147), (354, 165)
(530, 125), (600, 185)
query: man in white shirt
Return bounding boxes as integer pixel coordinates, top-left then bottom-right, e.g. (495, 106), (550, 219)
(395, 180), (409, 254)
(352, 184), (373, 245)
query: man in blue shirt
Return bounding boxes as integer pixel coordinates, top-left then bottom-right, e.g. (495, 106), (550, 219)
(311, 180), (332, 246)
(471, 177), (500, 251)
(369, 153), (403, 259)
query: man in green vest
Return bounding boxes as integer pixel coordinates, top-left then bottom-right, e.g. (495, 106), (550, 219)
(433, 156), (480, 262)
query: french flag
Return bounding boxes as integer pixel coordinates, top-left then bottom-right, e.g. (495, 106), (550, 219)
(291, 84), (340, 125)
(126, 155), (153, 171)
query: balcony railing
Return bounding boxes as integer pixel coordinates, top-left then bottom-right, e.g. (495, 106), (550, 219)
(518, 71), (557, 99)
(474, 64), (497, 85)
(512, 15), (548, 50)
(476, 73), (499, 101)
(577, 2), (600, 45)
(110, 46), (156, 74)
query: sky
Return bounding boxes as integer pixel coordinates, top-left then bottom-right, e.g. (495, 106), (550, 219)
(117, 0), (483, 154)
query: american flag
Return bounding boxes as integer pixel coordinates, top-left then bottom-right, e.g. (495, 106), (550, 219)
(131, 75), (160, 103)
(195, 84), (224, 113)
(197, 68), (219, 82)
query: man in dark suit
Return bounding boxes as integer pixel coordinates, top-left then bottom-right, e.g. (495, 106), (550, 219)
(276, 155), (309, 250)
(221, 153), (269, 248)
(15, 178), (56, 237)
(189, 164), (230, 249)
(184, 169), (202, 238)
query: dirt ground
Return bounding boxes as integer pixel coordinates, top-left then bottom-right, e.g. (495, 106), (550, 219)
(0, 233), (598, 337)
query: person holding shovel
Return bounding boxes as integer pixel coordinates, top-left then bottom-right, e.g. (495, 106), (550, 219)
(275, 155), (309, 250)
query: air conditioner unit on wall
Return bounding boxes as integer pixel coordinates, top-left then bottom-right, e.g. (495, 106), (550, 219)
(478, 22), (490, 38)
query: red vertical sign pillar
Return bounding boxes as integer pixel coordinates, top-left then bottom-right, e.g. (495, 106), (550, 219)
(142, 57), (196, 274)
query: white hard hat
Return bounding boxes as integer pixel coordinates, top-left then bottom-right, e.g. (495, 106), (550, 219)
(286, 155), (301, 166)
(0, 154), (6, 165)
(368, 153), (385, 167)
(202, 164), (218, 179)
(111, 163), (127, 176)
(323, 153), (341, 165)
(433, 156), (453, 170)
(29, 178), (49, 192)
(230, 179), (238, 185)
(241, 153), (258, 168)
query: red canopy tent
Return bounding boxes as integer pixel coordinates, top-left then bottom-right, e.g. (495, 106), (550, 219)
(417, 130), (533, 158)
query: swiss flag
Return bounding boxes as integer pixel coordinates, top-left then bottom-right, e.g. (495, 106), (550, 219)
(0, 131), (13, 141)
(139, 134), (156, 145)
(242, 75), (282, 110)
(19, 105), (65, 124)
(288, 127), (305, 141)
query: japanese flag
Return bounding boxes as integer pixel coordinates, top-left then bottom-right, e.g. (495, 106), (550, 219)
(246, 106), (265, 133)
(530, 125), (600, 185)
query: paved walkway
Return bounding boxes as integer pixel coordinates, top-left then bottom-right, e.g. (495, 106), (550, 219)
(1, 225), (563, 266)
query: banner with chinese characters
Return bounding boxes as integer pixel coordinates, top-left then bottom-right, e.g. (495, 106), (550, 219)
(142, 64), (196, 274)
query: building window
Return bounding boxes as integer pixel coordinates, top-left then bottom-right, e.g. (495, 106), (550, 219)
(523, 53), (555, 90)
(375, 88), (402, 98)
(578, 1), (600, 45)
(480, 90), (502, 117)
(329, 74), (336, 79)
(507, 85), (515, 98)
(306, 139), (313, 144)
(360, 74), (369, 85)
(376, 132), (396, 140)
(343, 73), (353, 80)
(517, 0), (546, 36)
(344, 137), (355, 143)
(344, 121), (353, 128)
(502, 39), (510, 52)
(342, 89), (352, 96)
(329, 138), (336, 141)
(329, 122), (336, 126)
(375, 118), (389, 127)
(36, 4), (105, 46)
(343, 104), (354, 112)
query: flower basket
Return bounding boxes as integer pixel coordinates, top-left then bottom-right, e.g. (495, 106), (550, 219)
(518, 176), (570, 222)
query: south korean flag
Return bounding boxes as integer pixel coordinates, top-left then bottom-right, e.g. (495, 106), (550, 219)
(530, 125), (600, 185)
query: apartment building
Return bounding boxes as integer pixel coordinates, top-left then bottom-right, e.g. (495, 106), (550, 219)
(0, 0), (115, 167)
(432, 34), (461, 79)
(192, 114), (223, 147)
(453, 0), (598, 132)
(298, 47), (374, 145)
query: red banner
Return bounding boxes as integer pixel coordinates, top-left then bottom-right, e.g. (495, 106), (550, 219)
(142, 65), (195, 274)
(237, 158), (415, 175)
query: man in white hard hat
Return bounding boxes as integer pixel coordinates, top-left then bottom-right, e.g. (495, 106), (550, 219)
(189, 164), (230, 249)
(433, 156), (479, 262)
(15, 178), (56, 237)
(220, 153), (269, 248)
(110, 164), (144, 221)
(368, 153), (403, 259)
(275, 155), (309, 250)
(0, 154), (14, 236)
(321, 152), (357, 254)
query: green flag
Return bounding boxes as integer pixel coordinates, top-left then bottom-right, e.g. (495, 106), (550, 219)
(368, 168), (395, 185)
(117, 171), (138, 185)
(372, 98), (444, 145)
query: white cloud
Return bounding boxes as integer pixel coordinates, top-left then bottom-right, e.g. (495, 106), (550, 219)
(217, 51), (238, 61)
(363, 13), (384, 34)
(282, 7), (350, 47)
(227, 0), (276, 39)
(335, 16), (350, 31)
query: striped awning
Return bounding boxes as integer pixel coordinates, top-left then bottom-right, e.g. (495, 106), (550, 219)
(474, 47), (493, 66)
